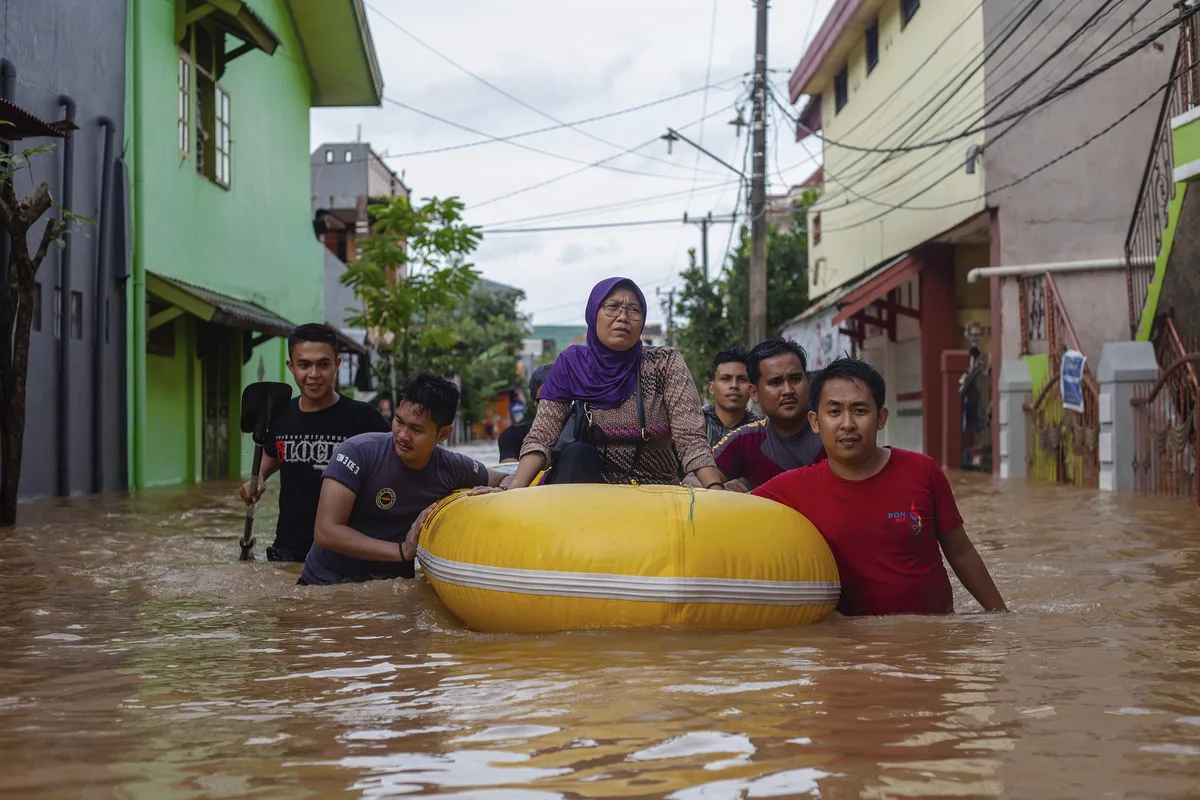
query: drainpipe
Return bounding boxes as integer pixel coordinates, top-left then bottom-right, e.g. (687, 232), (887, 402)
(130, 0), (147, 492)
(966, 256), (1152, 283)
(0, 59), (15, 305)
(57, 95), (76, 498)
(93, 117), (116, 494)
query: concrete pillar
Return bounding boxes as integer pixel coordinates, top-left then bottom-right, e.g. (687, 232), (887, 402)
(941, 349), (971, 470)
(997, 359), (1032, 480)
(1098, 341), (1159, 493)
(919, 245), (959, 461)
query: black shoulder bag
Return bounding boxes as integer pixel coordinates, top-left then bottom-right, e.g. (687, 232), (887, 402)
(548, 368), (647, 484)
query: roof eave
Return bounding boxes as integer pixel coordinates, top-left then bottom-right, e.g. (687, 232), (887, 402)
(287, 0), (383, 109)
(788, 0), (867, 102)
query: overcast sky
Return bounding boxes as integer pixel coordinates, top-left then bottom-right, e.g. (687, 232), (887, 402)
(310, 0), (836, 327)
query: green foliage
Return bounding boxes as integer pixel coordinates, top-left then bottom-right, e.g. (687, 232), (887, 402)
(674, 248), (733, 391)
(339, 195), (482, 383)
(423, 285), (529, 421)
(671, 190), (816, 397)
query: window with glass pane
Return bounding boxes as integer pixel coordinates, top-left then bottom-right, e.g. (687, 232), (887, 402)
(178, 54), (190, 156)
(215, 87), (231, 185)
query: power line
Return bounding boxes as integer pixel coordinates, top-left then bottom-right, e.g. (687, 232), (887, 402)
(475, 178), (739, 229)
(480, 215), (737, 235)
(380, 77), (744, 160)
(786, 4), (1173, 156)
(382, 95), (719, 182)
(821, 52), (1196, 233)
(366, 1), (724, 176)
(809, 0), (1178, 210)
(470, 101), (738, 209)
(801, 0), (1062, 199)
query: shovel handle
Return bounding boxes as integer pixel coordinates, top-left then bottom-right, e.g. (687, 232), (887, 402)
(239, 442), (267, 561)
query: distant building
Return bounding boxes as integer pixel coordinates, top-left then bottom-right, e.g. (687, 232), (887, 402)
(765, 168), (823, 229)
(311, 141), (409, 389)
(641, 323), (667, 347)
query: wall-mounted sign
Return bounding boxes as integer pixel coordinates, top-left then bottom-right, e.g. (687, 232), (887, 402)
(1061, 349), (1086, 413)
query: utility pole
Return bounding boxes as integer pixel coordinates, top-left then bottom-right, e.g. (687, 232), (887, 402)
(749, 0), (769, 344)
(684, 211), (713, 281)
(657, 286), (677, 346)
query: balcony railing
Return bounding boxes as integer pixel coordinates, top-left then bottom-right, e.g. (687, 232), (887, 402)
(1125, 11), (1199, 337)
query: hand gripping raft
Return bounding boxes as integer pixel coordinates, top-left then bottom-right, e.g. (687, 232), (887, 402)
(416, 484), (841, 633)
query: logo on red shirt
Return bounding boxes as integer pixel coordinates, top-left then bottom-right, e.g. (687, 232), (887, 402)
(887, 501), (923, 537)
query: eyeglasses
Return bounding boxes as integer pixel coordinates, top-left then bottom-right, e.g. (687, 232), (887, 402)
(599, 301), (644, 321)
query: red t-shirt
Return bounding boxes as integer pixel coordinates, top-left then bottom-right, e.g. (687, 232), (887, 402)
(751, 448), (963, 616)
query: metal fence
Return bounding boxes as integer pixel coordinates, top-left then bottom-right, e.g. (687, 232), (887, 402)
(1125, 11), (1198, 337)
(1022, 273), (1101, 488)
(1132, 315), (1199, 504)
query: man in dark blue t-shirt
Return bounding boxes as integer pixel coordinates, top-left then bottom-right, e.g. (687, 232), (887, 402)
(301, 372), (510, 586)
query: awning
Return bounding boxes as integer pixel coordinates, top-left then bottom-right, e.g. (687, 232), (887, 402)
(779, 253), (903, 332)
(329, 324), (369, 357)
(0, 99), (74, 141)
(832, 253), (922, 325)
(176, 0), (281, 62)
(146, 272), (295, 337)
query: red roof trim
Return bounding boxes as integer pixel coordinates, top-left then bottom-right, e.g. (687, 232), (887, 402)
(832, 253), (922, 325)
(796, 95), (822, 143)
(788, 0), (867, 102)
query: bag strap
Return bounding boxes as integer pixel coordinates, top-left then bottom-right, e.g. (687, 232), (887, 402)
(627, 367), (648, 483)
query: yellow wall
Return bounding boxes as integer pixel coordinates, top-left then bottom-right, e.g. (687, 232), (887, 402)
(803, 1), (987, 296)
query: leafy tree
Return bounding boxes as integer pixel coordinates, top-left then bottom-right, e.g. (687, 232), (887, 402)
(724, 191), (814, 343)
(673, 248), (734, 392)
(424, 284), (528, 422)
(0, 135), (88, 526)
(670, 189), (815, 396)
(340, 195), (481, 401)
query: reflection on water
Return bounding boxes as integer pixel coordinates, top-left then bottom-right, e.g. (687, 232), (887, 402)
(1, 475), (1198, 798)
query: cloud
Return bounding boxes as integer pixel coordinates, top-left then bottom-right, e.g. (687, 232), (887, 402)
(312, 0), (838, 325)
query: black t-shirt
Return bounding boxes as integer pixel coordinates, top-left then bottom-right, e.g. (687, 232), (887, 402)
(497, 422), (532, 461)
(266, 395), (390, 556)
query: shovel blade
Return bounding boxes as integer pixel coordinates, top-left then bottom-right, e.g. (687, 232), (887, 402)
(240, 381), (293, 434)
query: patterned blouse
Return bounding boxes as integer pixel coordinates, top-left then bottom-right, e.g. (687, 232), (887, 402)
(519, 346), (717, 485)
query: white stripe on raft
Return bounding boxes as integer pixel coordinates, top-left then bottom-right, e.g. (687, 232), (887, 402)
(416, 547), (841, 606)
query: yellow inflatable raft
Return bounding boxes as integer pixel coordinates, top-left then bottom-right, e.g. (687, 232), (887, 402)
(416, 484), (840, 633)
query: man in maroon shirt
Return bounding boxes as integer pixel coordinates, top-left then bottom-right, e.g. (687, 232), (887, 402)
(751, 357), (1007, 617)
(710, 338), (825, 491)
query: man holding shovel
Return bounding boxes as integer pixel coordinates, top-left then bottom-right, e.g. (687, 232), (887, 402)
(239, 324), (390, 562)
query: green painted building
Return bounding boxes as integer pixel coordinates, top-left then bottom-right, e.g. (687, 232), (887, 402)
(125, 0), (382, 489)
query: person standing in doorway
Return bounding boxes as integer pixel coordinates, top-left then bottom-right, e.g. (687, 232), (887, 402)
(238, 323), (390, 562)
(702, 346), (758, 447)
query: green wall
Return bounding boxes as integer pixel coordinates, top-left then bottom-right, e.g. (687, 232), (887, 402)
(1134, 115), (1200, 341)
(128, 0), (324, 489)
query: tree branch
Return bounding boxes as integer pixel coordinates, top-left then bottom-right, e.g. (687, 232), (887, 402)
(27, 218), (66, 278)
(18, 182), (54, 228)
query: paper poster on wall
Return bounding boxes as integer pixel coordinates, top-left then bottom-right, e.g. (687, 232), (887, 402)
(1061, 349), (1086, 413)
(782, 307), (855, 371)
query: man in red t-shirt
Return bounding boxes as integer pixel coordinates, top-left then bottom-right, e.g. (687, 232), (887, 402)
(711, 338), (826, 491)
(751, 357), (1007, 617)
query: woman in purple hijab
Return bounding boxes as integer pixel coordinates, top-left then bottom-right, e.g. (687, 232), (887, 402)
(509, 277), (726, 488)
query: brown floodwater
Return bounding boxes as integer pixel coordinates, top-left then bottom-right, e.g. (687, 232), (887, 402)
(1, 473), (1198, 799)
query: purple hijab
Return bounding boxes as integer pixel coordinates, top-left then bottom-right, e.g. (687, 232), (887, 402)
(539, 277), (647, 410)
